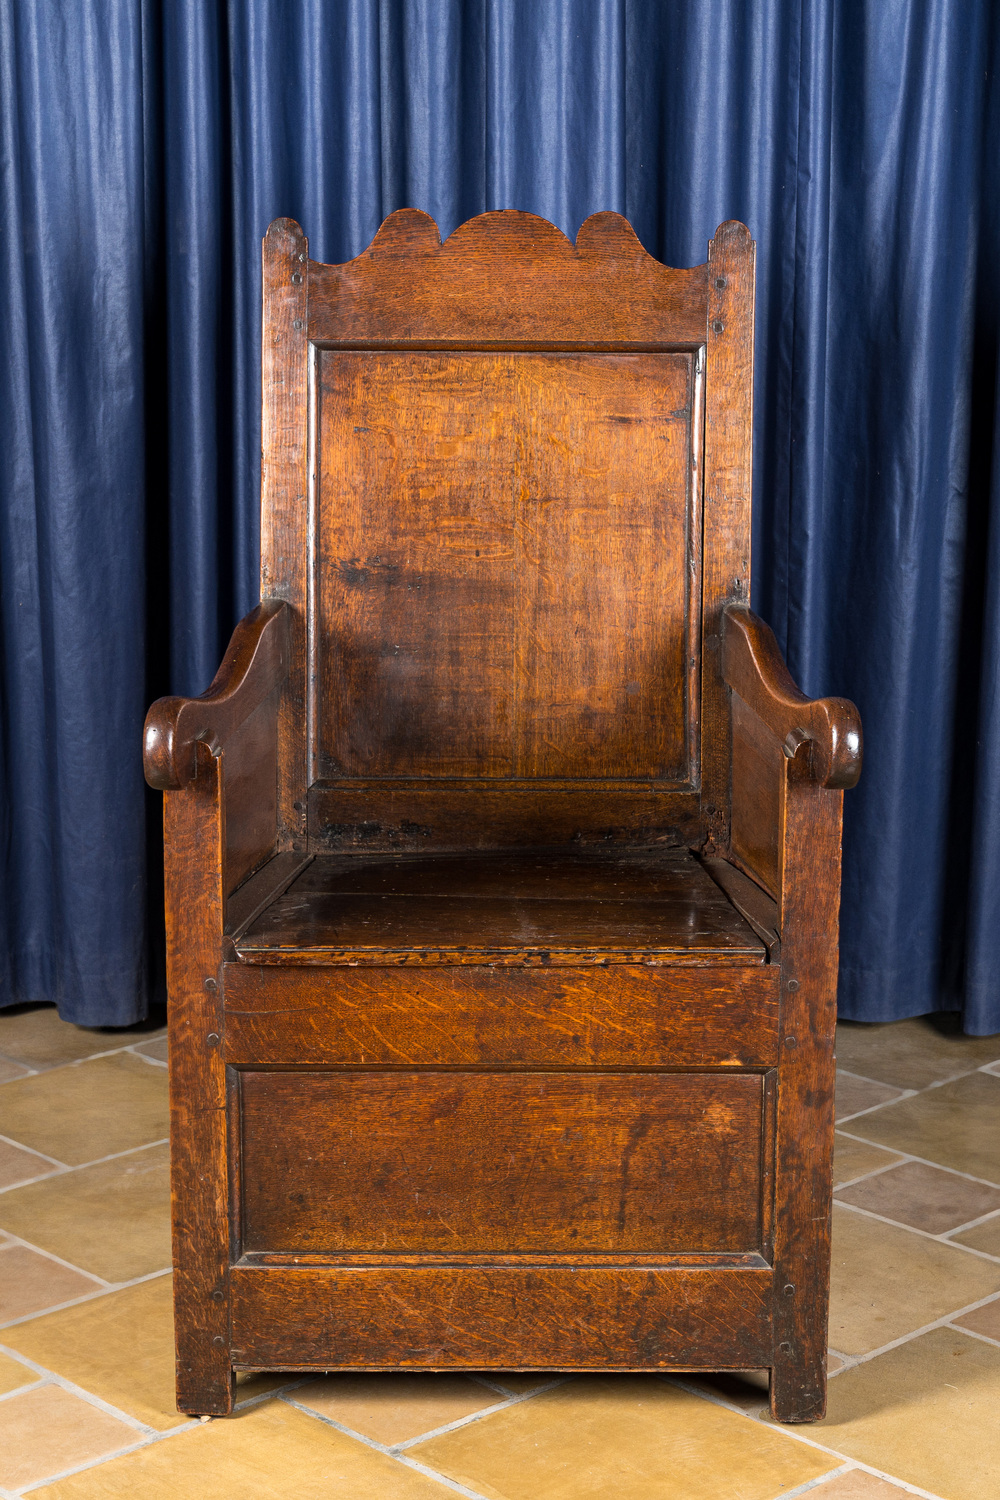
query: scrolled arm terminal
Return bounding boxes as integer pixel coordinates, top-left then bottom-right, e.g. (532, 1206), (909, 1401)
(143, 600), (290, 792)
(723, 604), (862, 790)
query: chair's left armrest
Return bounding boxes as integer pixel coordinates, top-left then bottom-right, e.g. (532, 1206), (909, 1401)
(723, 604), (862, 790)
(143, 600), (290, 791)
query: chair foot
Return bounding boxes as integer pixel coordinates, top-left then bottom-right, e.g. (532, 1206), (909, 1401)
(176, 1365), (235, 1418)
(769, 1357), (827, 1423)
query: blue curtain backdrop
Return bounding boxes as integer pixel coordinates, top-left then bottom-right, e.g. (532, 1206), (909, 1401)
(2, 1), (999, 1032)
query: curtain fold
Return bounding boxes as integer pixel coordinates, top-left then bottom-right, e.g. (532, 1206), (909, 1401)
(1, 0), (998, 1031)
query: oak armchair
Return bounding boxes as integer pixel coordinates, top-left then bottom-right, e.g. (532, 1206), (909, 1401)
(145, 210), (861, 1423)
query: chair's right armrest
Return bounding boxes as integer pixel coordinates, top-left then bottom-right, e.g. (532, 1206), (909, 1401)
(144, 600), (290, 791)
(723, 604), (862, 790)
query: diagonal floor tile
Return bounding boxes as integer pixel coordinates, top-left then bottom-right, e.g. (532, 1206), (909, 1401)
(0, 1005), (164, 1071)
(0, 1135), (61, 1190)
(835, 1074), (903, 1121)
(0, 1143), (170, 1281)
(131, 1036), (168, 1064)
(473, 1373), (557, 1395)
(0, 1383), (139, 1490)
(0, 1348), (40, 1395)
(835, 1016), (1000, 1091)
(0, 1054), (168, 1165)
(845, 1071), (1000, 1184)
(0, 1243), (103, 1324)
(951, 1293), (1000, 1343)
(816, 1326), (1000, 1500)
(292, 1372), (504, 1445)
(949, 1210), (1000, 1257)
(410, 1374), (838, 1500)
(835, 1159), (1000, 1234)
(833, 1134), (903, 1188)
(2, 1274), (183, 1430)
(0, 1057), (33, 1082)
(808, 1471), (934, 1496)
(28, 1400), (456, 1498)
(829, 1204), (1000, 1355)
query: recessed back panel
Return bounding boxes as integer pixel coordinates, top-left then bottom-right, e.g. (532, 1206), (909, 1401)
(316, 349), (699, 784)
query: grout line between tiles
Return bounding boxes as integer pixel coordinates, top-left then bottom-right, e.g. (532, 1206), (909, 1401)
(0, 1234), (111, 1286)
(0, 1135), (68, 1170)
(665, 1376), (947, 1499)
(279, 1395), (492, 1498)
(831, 1197), (1000, 1260)
(768, 1465), (852, 1500)
(391, 1452), (494, 1499)
(832, 1159), (907, 1192)
(0, 1044), (146, 1077)
(0, 1265), (171, 1331)
(230, 1375), (324, 1413)
(940, 1205), (1000, 1237)
(837, 1059), (1000, 1093)
(0, 1342), (159, 1436)
(124, 1049), (168, 1070)
(393, 1378), (570, 1451)
(826, 1285), (1000, 1376)
(15, 1418), (202, 1495)
(0, 1054), (38, 1080)
(0, 1137), (170, 1193)
(0, 1168), (71, 1196)
(833, 1131), (1000, 1190)
(947, 1320), (1000, 1350)
(0, 1374), (45, 1404)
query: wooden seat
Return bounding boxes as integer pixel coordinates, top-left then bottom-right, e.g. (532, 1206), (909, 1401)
(145, 209), (861, 1424)
(232, 849), (766, 965)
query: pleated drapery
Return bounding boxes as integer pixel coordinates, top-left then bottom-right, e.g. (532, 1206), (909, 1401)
(2, 1), (999, 1031)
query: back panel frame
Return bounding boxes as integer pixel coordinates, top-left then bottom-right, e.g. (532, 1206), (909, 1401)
(259, 210), (754, 855)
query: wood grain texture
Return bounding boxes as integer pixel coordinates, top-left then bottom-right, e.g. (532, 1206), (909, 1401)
(229, 1265), (773, 1370)
(147, 211), (862, 1420)
(701, 855), (780, 957)
(769, 749), (844, 1422)
(143, 600), (288, 792)
(259, 219), (310, 846)
(730, 693), (783, 896)
(317, 350), (696, 787)
(308, 782), (702, 852)
(723, 605), (862, 789)
(307, 209), (709, 348)
(220, 691), (280, 894)
(162, 744), (233, 1415)
(234, 847), (765, 964)
(701, 223), (755, 849)
(240, 1071), (763, 1256)
(222, 962), (780, 1069)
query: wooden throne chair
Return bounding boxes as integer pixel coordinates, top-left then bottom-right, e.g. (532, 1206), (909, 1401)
(144, 210), (861, 1423)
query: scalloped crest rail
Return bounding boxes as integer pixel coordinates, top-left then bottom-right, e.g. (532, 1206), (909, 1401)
(144, 208), (860, 1424)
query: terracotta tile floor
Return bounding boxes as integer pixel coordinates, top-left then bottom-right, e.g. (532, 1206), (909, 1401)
(0, 1003), (997, 1499)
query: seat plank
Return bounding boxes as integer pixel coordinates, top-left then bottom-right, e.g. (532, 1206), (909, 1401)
(236, 848), (766, 965)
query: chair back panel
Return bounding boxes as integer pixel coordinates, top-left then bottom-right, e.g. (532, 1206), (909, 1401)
(259, 210), (754, 851)
(318, 348), (698, 784)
